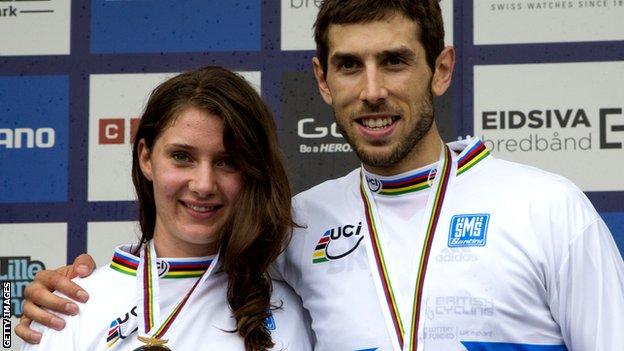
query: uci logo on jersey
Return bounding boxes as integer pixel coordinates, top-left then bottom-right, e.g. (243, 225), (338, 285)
(312, 222), (364, 264)
(106, 306), (139, 347)
(448, 214), (490, 247)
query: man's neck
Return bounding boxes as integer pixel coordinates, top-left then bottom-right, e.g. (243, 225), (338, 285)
(363, 124), (443, 176)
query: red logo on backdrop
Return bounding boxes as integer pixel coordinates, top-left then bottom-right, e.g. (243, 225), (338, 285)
(130, 118), (140, 144)
(99, 118), (140, 144)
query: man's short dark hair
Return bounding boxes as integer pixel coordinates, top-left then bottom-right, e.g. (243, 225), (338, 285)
(314, 0), (445, 76)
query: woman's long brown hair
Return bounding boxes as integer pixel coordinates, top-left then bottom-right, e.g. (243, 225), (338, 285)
(131, 66), (295, 350)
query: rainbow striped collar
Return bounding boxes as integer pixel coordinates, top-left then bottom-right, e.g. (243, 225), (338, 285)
(364, 138), (491, 196)
(110, 245), (214, 279)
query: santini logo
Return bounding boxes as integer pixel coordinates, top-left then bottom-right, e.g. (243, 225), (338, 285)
(448, 214), (490, 248)
(312, 223), (363, 264)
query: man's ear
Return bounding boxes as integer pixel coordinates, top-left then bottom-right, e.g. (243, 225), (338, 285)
(431, 46), (455, 97)
(312, 57), (333, 105)
(137, 139), (153, 181)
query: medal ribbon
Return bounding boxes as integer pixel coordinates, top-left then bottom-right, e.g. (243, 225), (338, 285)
(136, 241), (218, 344)
(359, 144), (453, 351)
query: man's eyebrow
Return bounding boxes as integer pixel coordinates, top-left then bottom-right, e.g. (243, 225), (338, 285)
(329, 52), (359, 65)
(377, 47), (416, 60)
(329, 47), (417, 64)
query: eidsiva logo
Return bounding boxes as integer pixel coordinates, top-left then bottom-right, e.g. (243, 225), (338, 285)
(312, 223), (363, 264)
(448, 214), (490, 248)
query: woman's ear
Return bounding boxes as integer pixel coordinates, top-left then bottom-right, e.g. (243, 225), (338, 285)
(137, 139), (153, 181)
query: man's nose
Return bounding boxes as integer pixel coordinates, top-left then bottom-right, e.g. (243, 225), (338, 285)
(359, 66), (388, 105)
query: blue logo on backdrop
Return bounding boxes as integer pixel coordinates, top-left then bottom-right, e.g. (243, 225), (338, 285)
(0, 75), (69, 203)
(91, 0), (260, 53)
(601, 212), (624, 257)
(448, 214), (490, 247)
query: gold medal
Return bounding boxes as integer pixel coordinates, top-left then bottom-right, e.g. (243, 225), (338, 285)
(128, 242), (217, 351)
(132, 336), (171, 351)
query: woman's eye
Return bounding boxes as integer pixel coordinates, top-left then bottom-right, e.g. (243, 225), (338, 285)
(171, 152), (191, 163)
(217, 158), (237, 171)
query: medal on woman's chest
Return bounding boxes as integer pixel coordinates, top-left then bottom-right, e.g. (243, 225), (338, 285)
(133, 336), (171, 351)
(132, 241), (218, 351)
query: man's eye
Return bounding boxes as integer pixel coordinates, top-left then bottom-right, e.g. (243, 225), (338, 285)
(339, 60), (360, 72)
(385, 57), (405, 66)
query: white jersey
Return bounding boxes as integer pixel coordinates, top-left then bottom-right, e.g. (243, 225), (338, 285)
(275, 137), (624, 351)
(23, 245), (312, 351)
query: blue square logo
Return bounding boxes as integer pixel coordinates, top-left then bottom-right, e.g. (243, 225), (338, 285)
(91, 0), (260, 53)
(448, 214), (490, 247)
(0, 75), (69, 203)
(264, 313), (276, 331)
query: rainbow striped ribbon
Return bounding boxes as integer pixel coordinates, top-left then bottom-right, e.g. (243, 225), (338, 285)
(136, 241), (217, 346)
(360, 144), (453, 351)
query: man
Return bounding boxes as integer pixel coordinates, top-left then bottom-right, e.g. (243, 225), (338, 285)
(17, 1), (624, 350)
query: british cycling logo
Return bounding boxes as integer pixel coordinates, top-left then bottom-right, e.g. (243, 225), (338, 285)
(312, 222), (364, 264)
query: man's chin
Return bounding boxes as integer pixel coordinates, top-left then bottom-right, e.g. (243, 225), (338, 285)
(354, 149), (399, 169)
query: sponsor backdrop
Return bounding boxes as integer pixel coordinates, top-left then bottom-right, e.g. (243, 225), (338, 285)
(0, 1), (622, 349)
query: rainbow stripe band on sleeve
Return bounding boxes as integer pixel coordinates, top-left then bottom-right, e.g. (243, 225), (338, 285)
(457, 140), (490, 175)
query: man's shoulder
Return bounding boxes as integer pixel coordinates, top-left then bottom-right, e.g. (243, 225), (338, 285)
(453, 137), (580, 192)
(483, 157), (596, 215)
(293, 168), (360, 205)
(487, 157), (579, 190)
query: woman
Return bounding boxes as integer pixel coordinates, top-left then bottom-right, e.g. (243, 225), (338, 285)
(22, 66), (311, 350)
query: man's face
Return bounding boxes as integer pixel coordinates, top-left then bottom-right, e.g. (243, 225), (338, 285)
(314, 14), (448, 175)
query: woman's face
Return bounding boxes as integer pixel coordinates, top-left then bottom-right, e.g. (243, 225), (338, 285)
(139, 107), (243, 257)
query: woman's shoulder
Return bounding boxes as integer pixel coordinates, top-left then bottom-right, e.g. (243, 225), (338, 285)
(270, 279), (299, 302)
(69, 264), (131, 295)
(269, 280), (313, 350)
